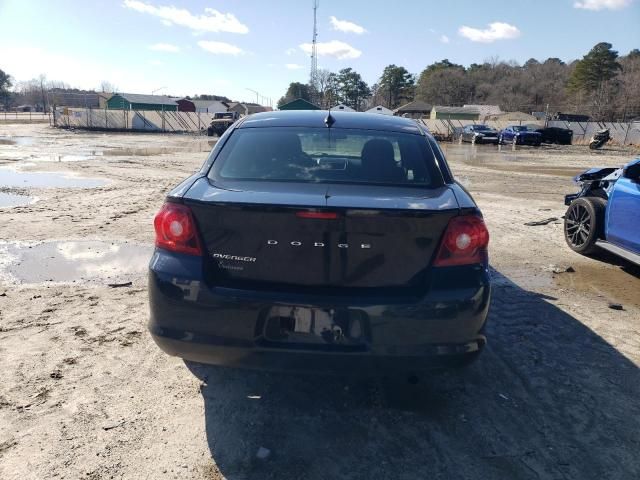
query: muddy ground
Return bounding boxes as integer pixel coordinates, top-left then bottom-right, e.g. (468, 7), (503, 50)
(0, 124), (639, 480)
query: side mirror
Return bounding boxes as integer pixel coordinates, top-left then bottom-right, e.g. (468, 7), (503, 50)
(623, 161), (640, 182)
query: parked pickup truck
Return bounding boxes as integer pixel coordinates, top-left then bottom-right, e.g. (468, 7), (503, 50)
(207, 111), (240, 137)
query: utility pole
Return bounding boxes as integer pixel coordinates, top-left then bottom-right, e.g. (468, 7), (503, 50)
(40, 76), (47, 112)
(246, 88), (260, 104)
(545, 103), (549, 127)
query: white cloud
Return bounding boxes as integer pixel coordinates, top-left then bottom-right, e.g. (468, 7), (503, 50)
(458, 22), (521, 43)
(285, 47), (297, 56)
(285, 63), (305, 70)
(197, 40), (244, 56)
(574, 0), (632, 9)
(148, 60), (164, 66)
(299, 40), (362, 60)
(122, 0), (248, 33)
(0, 46), (124, 89)
(0, 45), (262, 100)
(149, 43), (180, 52)
(440, 34), (450, 44)
(329, 16), (366, 34)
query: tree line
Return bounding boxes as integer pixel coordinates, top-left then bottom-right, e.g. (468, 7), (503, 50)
(278, 42), (640, 121)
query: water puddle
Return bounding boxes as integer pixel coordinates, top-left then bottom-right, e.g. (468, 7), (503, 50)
(103, 142), (214, 156)
(0, 136), (35, 146)
(104, 147), (177, 156)
(552, 261), (640, 308)
(33, 152), (104, 162)
(441, 144), (519, 163)
(441, 144), (583, 177)
(0, 167), (107, 188)
(0, 240), (152, 285)
(498, 261), (640, 308)
(1, 135), (215, 165)
(0, 192), (35, 208)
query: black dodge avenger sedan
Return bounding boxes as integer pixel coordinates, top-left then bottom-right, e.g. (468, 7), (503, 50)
(149, 110), (490, 373)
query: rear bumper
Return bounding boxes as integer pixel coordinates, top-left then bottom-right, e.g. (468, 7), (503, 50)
(148, 250), (491, 373)
(476, 137), (499, 144)
(151, 332), (485, 373)
(516, 135), (541, 145)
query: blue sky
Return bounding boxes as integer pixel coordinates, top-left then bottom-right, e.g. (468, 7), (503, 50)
(0, 0), (638, 104)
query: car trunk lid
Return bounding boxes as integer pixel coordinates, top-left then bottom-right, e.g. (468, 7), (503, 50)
(184, 178), (459, 293)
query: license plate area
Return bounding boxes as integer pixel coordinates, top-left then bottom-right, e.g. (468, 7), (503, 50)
(258, 306), (370, 351)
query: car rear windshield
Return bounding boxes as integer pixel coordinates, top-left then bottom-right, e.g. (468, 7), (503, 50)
(208, 127), (443, 187)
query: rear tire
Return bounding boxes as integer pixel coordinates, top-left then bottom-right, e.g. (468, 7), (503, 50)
(564, 197), (606, 255)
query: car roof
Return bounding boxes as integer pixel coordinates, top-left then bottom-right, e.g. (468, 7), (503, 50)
(237, 110), (424, 135)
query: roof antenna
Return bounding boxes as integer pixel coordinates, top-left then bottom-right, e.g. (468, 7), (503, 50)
(325, 110), (335, 128)
(325, 93), (335, 127)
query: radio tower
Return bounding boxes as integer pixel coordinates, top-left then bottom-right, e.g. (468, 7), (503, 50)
(310, 0), (319, 99)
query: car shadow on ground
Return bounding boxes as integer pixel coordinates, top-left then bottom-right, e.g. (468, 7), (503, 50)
(590, 249), (640, 277)
(186, 269), (640, 480)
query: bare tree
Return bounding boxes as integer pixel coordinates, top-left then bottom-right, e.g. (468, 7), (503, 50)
(311, 69), (333, 108)
(100, 81), (117, 93)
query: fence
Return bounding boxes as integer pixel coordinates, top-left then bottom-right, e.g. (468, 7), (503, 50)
(52, 108), (640, 145)
(547, 121), (640, 146)
(419, 119), (640, 145)
(0, 111), (51, 124)
(53, 107), (213, 133)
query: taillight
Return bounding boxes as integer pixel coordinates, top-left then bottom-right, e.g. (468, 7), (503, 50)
(433, 215), (489, 267)
(153, 203), (202, 256)
(296, 211), (338, 219)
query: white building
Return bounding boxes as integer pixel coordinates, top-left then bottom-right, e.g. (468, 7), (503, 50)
(332, 103), (355, 112)
(191, 100), (229, 114)
(366, 105), (393, 115)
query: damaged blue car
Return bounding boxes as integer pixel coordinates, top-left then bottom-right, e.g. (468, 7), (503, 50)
(564, 158), (640, 265)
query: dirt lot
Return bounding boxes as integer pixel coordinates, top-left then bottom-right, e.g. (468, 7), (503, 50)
(1, 124), (639, 480)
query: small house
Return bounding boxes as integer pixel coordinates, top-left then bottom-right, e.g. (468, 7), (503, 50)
(106, 93), (178, 111)
(463, 104), (502, 120)
(227, 102), (269, 116)
(366, 105), (393, 115)
(177, 99), (228, 113)
(332, 103), (355, 112)
(393, 100), (432, 119)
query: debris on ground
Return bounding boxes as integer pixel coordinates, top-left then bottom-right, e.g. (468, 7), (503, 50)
(551, 265), (576, 274)
(608, 303), (624, 311)
(102, 420), (126, 431)
(524, 217), (559, 226)
(107, 281), (133, 288)
(546, 264), (576, 274)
